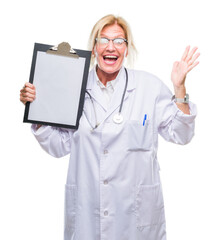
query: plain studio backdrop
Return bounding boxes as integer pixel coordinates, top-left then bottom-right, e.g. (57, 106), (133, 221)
(0, 0), (219, 239)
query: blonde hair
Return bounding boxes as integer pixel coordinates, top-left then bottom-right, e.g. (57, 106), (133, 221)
(88, 14), (137, 67)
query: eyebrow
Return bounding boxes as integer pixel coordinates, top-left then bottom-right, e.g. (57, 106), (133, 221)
(100, 34), (125, 39)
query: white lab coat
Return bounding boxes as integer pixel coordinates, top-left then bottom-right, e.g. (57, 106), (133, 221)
(32, 67), (197, 240)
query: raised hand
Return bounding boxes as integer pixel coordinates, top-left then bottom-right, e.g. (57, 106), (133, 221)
(171, 46), (200, 95)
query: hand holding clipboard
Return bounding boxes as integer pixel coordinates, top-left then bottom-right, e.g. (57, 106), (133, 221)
(22, 42), (91, 129)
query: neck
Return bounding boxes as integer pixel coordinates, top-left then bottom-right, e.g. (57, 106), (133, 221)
(96, 66), (120, 86)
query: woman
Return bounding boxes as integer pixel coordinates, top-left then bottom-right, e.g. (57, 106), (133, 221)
(20, 15), (199, 240)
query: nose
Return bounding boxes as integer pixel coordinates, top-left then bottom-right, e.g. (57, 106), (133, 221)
(106, 40), (116, 51)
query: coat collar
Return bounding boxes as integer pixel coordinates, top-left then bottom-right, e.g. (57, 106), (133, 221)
(86, 66), (136, 90)
(86, 66), (136, 115)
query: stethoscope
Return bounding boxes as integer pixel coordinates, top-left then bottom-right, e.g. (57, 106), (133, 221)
(84, 67), (128, 130)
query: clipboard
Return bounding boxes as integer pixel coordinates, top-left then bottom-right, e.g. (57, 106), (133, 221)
(23, 42), (91, 129)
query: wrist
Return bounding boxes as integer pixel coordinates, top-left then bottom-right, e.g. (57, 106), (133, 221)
(172, 93), (189, 104)
(36, 124), (42, 130)
(174, 85), (186, 98)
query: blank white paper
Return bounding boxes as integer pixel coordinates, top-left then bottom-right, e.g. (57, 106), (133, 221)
(28, 51), (86, 126)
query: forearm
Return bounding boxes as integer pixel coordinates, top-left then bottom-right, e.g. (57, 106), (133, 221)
(31, 125), (72, 158)
(157, 81), (197, 145)
(175, 102), (190, 115)
(158, 101), (197, 145)
(174, 85), (190, 115)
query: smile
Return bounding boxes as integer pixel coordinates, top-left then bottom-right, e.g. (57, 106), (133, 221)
(103, 55), (118, 64)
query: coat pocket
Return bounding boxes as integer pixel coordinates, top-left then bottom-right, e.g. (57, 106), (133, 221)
(126, 120), (152, 151)
(64, 184), (77, 239)
(135, 183), (164, 228)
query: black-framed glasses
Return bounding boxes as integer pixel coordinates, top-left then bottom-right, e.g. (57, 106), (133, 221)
(95, 37), (128, 48)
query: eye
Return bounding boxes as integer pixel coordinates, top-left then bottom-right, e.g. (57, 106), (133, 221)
(113, 38), (125, 45)
(99, 38), (109, 44)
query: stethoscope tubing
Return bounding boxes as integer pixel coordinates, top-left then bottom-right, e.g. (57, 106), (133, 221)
(84, 67), (128, 129)
(119, 68), (128, 114)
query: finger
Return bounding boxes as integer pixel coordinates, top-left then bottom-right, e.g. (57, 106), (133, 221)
(20, 82), (35, 92)
(187, 61), (199, 73)
(20, 98), (26, 105)
(20, 87), (36, 97)
(24, 82), (35, 89)
(181, 46), (190, 61)
(188, 52), (200, 66)
(24, 86), (36, 94)
(20, 95), (35, 104)
(21, 91), (36, 99)
(20, 95), (28, 104)
(185, 47), (198, 63)
(21, 83), (35, 94)
(20, 89), (36, 99)
(20, 88), (25, 93)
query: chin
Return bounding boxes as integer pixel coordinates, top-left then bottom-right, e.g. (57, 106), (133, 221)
(99, 63), (122, 75)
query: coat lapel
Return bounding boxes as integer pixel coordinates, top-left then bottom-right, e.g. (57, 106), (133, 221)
(106, 67), (136, 119)
(86, 67), (136, 125)
(86, 69), (108, 111)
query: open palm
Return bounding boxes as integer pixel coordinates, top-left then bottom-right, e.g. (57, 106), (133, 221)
(171, 46), (200, 88)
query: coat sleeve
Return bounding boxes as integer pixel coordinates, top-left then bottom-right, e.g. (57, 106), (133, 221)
(156, 82), (197, 145)
(31, 124), (74, 158)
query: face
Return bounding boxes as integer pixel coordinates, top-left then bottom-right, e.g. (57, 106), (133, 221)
(93, 24), (128, 78)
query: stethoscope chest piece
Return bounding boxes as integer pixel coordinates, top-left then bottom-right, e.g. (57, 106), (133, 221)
(113, 113), (123, 124)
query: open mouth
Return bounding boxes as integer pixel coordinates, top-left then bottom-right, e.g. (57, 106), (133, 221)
(103, 55), (118, 64)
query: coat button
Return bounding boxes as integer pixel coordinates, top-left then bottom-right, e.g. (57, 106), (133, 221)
(104, 211), (108, 216)
(104, 150), (108, 154)
(104, 180), (108, 185)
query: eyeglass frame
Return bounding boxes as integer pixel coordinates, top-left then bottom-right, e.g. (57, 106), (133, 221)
(95, 37), (128, 48)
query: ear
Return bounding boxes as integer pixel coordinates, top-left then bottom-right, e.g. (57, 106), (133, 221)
(124, 48), (128, 57)
(92, 45), (96, 57)
(93, 45), (98, 58)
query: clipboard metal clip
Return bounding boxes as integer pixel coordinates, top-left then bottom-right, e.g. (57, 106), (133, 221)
(47, 42), (79, 58)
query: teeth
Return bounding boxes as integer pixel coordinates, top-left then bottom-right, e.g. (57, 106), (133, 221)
(104, 55), (118, 59)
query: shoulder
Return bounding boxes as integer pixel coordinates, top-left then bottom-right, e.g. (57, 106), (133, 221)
(127, 68), (165, 91)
